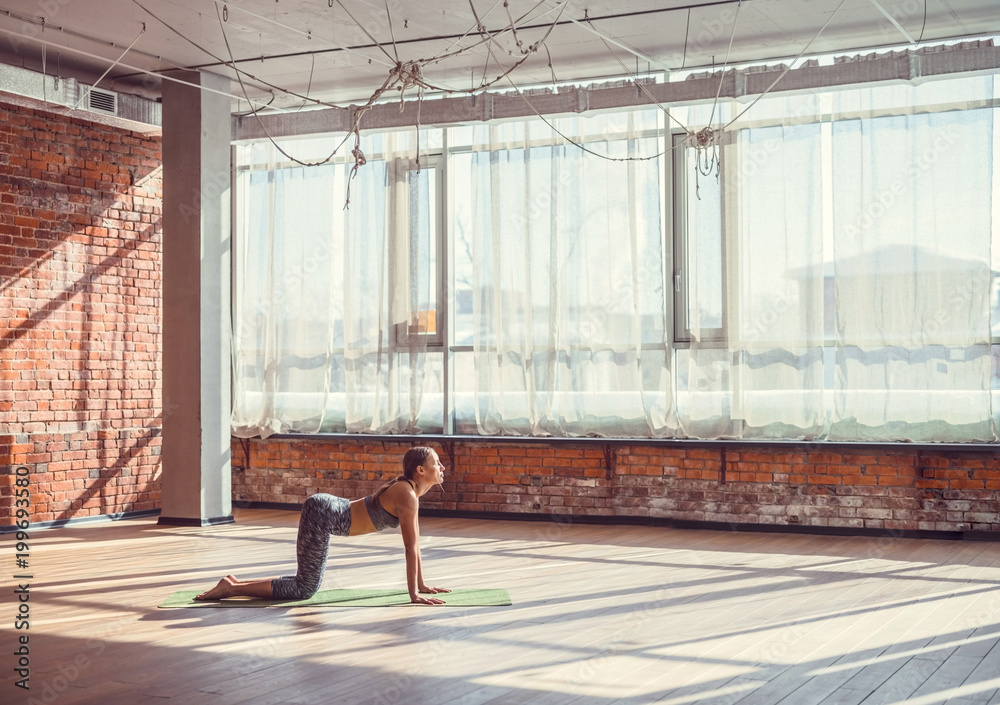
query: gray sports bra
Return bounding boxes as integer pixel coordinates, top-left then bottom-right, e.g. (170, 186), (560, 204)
(364, 479), (412, 531)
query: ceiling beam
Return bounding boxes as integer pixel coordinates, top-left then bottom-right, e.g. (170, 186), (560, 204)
(232, 42), (1000, 141)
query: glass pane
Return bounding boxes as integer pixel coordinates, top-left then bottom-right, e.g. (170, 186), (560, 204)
(684, 147), (724, 333)
(415, 352), (444, 433)
(450, 152), (475, 346)
(452, 351), (477, 434)
(409, 166), (437, 335)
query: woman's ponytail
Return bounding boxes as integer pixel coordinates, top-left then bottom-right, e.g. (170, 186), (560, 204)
(373, 446), (434, 500)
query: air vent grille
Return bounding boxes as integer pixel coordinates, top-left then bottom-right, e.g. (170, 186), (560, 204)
(86, 87), (118, 115)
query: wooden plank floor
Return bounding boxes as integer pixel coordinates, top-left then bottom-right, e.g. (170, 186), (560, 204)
(4, 509), (1000, 705)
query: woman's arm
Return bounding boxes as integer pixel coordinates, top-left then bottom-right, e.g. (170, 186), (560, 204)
(414, 543), (450, 596)
(396, 491), (448, 605)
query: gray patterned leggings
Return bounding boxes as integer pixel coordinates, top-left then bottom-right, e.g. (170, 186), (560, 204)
(271, 493), (352, 600)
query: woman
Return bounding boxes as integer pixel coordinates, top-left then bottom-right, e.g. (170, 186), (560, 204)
(195, 446), (451, 605)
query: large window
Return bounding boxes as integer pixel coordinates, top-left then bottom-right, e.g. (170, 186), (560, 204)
(232, 132), (446, 436)
(232, 67), (999, 442)
(670, 75), (998, 442)
(446, 115), (671, 436)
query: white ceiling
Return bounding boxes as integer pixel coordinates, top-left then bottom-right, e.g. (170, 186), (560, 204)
(0, 0), (997, 111)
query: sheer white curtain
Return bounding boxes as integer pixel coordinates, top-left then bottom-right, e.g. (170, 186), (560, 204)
(681, 98), (827, 439)
(830, 81), (996, 441)
(680, 76), (996, 442)
(231, 133), (436, 438)
(230, 70), (997, 443)
(459, 112), (677, 436)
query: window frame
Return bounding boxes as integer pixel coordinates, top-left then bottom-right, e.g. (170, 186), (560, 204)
(671, 131), (728, 346)
(392, 153), (447, 350)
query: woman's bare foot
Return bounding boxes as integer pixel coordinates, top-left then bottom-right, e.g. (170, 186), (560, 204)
(195, 576), (237, 601)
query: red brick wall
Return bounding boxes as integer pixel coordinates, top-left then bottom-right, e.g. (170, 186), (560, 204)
(232, 439), (1000, 534)
(0, 99), (162, 525)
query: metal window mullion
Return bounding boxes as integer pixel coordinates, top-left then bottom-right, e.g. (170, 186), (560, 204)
(439, 133), (453, 435)
(671, 131), (690, 344)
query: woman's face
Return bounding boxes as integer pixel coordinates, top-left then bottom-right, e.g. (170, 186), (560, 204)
(422, 451), (446, 485)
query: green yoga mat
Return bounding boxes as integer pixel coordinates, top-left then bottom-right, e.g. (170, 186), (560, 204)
(159, 588), (511, 608)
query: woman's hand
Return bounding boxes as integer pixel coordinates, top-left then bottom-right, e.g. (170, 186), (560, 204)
(419, 585), (451, 595)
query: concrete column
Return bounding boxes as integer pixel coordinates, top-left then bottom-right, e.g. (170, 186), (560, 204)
(158, 70), (233, 526)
